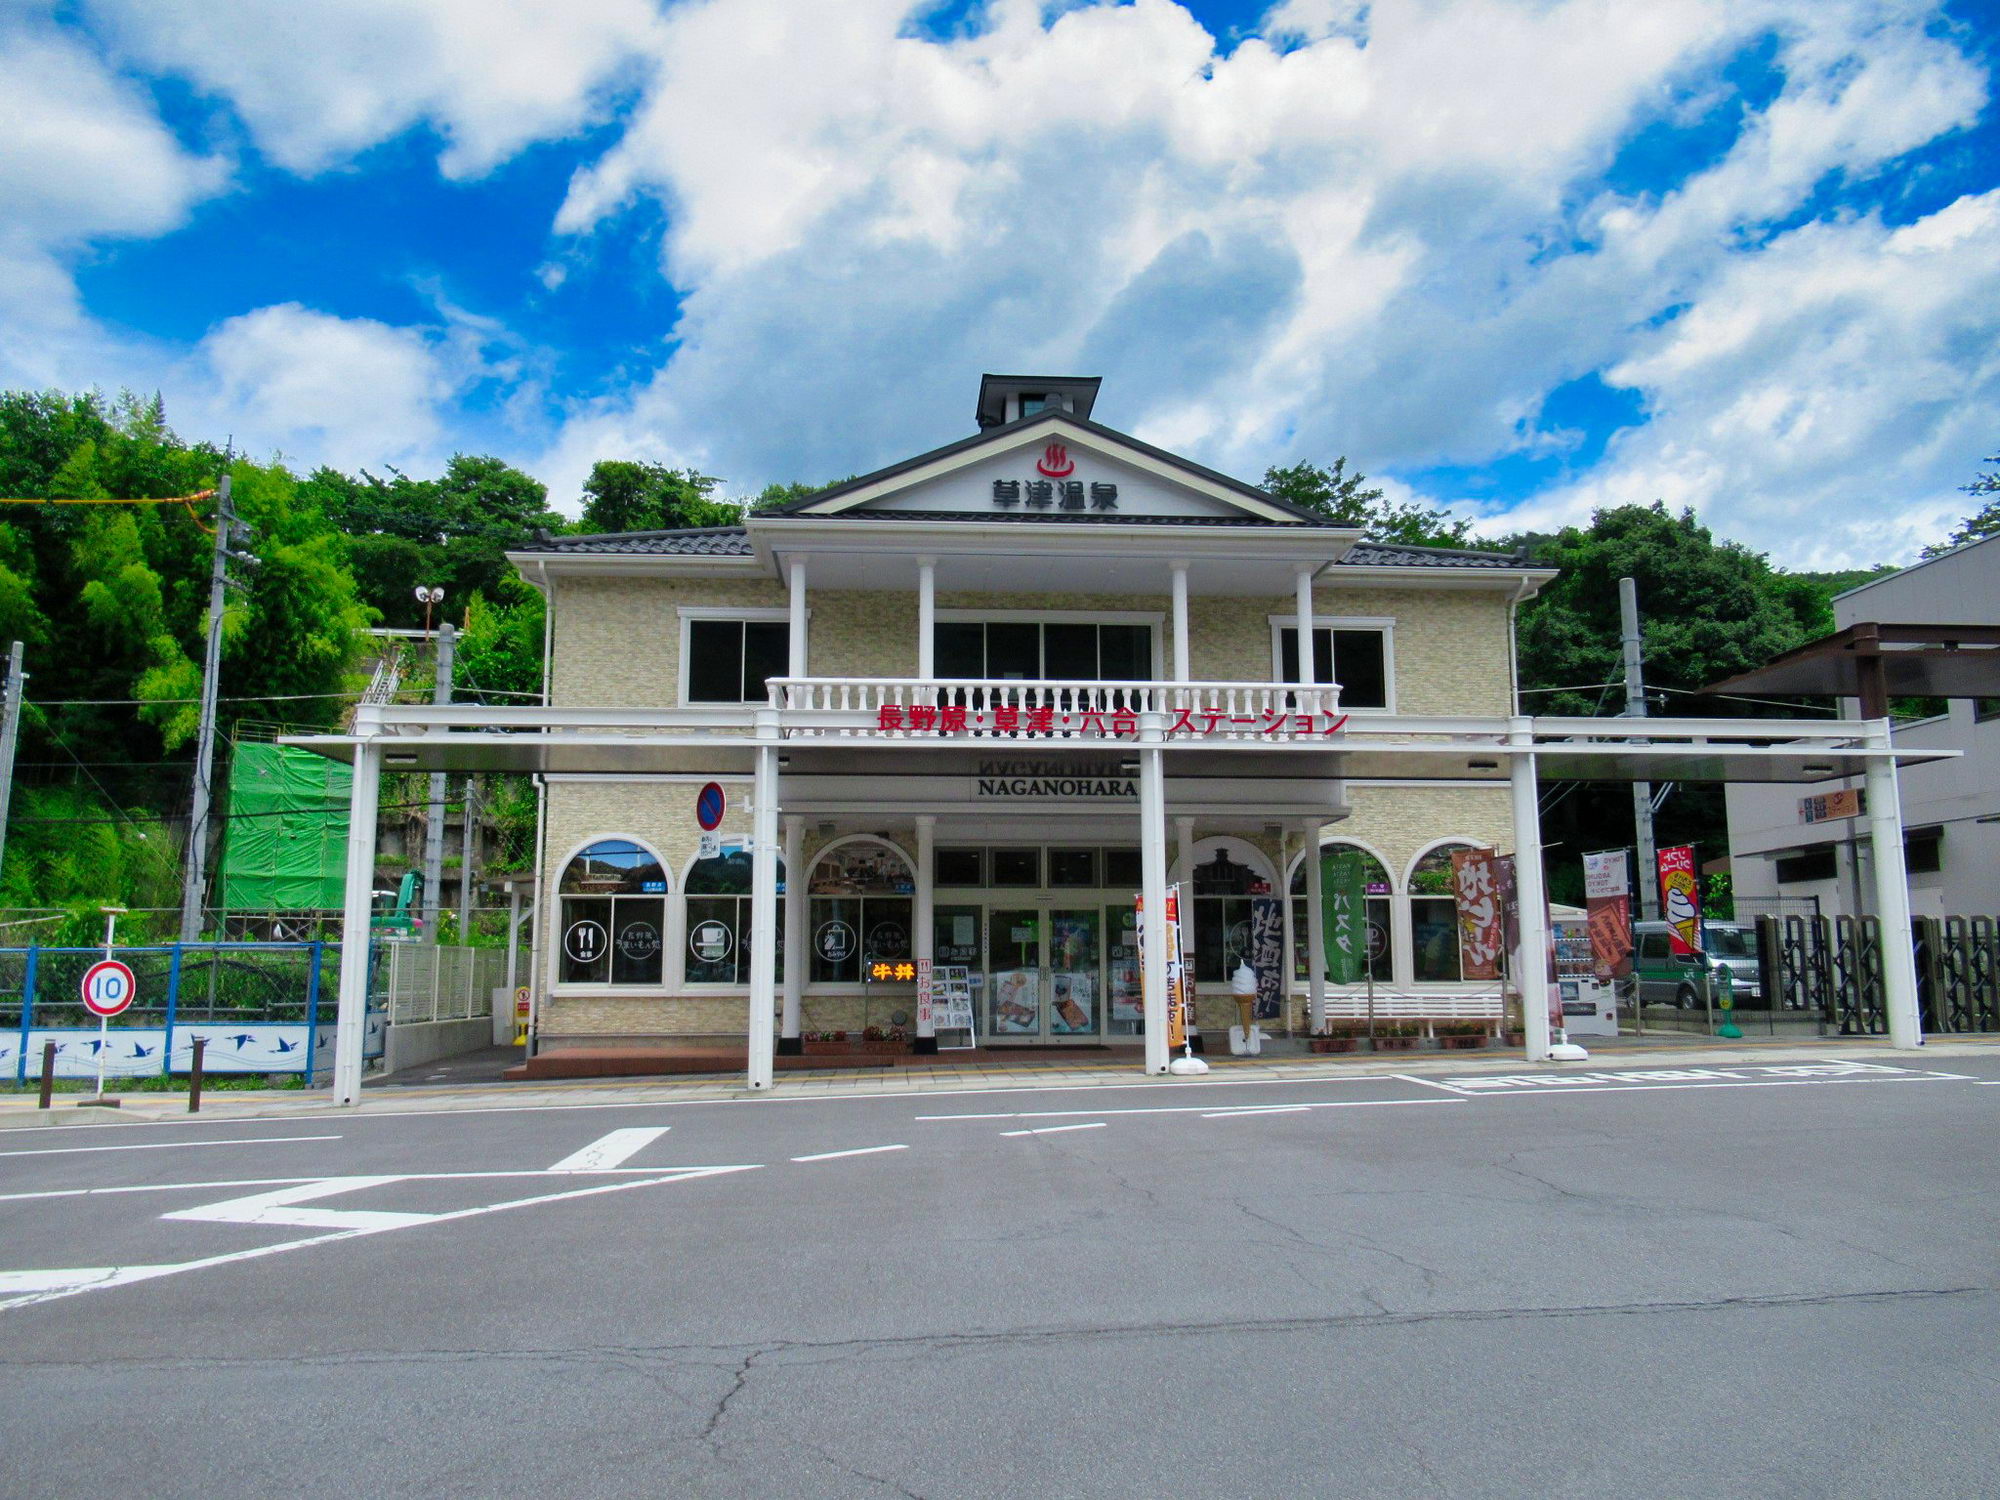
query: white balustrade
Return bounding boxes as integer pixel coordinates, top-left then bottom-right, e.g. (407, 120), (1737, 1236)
(767, 677), (1345, 743)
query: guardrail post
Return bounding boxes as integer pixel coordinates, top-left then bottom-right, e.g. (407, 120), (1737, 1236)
(188, 1037), (205, 1113)
(37, 1040), (54, 1108)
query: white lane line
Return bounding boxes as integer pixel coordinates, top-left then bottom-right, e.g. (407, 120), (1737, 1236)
(1975, 1081), (2000, 1086)
(1434, 1075), (1962, 1099)
(791, 1145), (909, 1162)
(547, 1126), (671, 1173)
(1395, 1074), (1475, 1095)
(1201, 1106), (1314, 1119)
(0, 1134), (340, 1159)
(921, 1098), (1459, 1121)
(0, 1166), (748, 1206)
(1001, 1123), (1107, 1137)
(0, 1165), (763, 1314)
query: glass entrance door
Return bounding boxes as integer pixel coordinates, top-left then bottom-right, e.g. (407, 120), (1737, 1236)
(984, 907), (1105, 1040)
(1047, 908), (1101, 1037)
(989, 908), (1042, 1037)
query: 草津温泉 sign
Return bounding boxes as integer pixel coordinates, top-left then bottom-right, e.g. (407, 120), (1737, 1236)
(1582, 850), (1633, 982)
(1657, 845), (1700, 955)
(1450, 847), (1503, 981)
(874, 704), (1349, 740)
(1800, 788), (1864, 824)
(1321, 849), (1370, 985)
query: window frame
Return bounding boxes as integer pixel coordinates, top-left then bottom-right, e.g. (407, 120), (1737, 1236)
(678, 843), (788, 988)
(1175, 836), (1279, 988)
(804, 836), (919, 990)
(932, 609), (1165, 682)
(551, 835), (671, 993)
(677, 606), (797, 706)
(1266, 615), (1397, 712)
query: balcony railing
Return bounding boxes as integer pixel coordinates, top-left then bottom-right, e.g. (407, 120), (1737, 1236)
(767, 676), (1345, 743)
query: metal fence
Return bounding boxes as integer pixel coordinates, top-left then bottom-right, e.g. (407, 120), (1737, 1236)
(0, 941), (381, 1082)
(1755, 914), (2000, 1036)
(378, 942), (503, 1025)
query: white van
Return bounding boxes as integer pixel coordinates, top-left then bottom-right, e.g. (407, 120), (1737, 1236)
(1631, 921), (1763, 1008)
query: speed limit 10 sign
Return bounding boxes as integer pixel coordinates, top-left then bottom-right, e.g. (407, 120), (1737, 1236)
(80, 958), (137, 1018)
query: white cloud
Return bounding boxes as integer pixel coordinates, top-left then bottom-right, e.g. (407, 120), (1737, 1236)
(188, 304), (462, 472)
(0, 18), (226, 382)
(82, 0), (659, 176)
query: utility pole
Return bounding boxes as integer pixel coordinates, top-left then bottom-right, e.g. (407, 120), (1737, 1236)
(0, 641), (24, 882)
(180, 474), (255, 944)
(457, 775), (477, 942)
(1620, 576), (1659, 920)
(421, 623), (454, 942)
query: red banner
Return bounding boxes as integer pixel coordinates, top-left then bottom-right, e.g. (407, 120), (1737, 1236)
(1582, 850), (1632, 981)
(1450, 848), (1503, 980)
(1657, 845), (1700, 955)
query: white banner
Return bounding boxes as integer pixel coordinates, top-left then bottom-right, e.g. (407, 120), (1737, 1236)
(1583, 849), (1629, 900)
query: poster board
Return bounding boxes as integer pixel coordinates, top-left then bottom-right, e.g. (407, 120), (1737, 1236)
(931, 964), (977, 1050)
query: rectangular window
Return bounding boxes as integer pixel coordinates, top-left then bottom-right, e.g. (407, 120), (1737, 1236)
(1976, 698), (2000, 722)
(1906, 829), (1943, 875)
(810, 896), (913, 983)
(685, 618), (790, 703)
(684, 896), (781, 986)
(991, 848), (1041, 887)
(931, 620), (1157, 683)
(1102, 847), (1142, 889)
(1410, 896), (1461, 981)
(1048, 848), (1097, 887)
(1291, 896), (1392, 982)
(935, 848), (984, 886)
(1276, 624), (1390, 709)
(1775, 847), (1838, 884)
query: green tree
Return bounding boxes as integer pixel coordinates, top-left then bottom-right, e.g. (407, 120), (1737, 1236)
(577, 461), (740, 533)
(1921, 449), (2000, 558)
(1262, 458), (1484, 547)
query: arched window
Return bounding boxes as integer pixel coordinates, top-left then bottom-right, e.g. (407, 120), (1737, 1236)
(1187, 841), (1275, 984)
(682, 847), (787, 985)
(558, 839), (667, 986)
(1289, 845), (1393, 983)
(1409, 842), (1476, 983)
(807, 839), (914, 984)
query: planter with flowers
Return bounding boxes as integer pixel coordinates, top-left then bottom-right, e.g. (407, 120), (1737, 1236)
(1435, 1020), (1489, 1050)
(1369, 1021), (1422, 1052)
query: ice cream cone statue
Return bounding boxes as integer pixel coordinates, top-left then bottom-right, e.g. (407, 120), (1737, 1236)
(1230, 960), (1260, 1055)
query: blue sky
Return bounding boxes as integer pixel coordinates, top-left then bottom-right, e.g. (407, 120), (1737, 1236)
(4, 0), (1998, 566)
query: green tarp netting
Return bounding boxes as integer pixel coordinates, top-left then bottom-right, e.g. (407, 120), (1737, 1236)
(218, 742), (352, 912)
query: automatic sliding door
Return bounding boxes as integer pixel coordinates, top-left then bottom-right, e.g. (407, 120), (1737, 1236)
(989, 908), (1041, 1036)
(1048, 909), (1100, 1036)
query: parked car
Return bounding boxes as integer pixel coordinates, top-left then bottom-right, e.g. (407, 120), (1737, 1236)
(1631, 921), (1764, 1009)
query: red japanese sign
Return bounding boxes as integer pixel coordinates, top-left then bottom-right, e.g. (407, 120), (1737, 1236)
(873, 704), (1349, 739)
(1450, 848), (1504, 981)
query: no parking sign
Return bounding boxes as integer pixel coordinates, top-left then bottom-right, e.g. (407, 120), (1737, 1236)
(80, 958), (137, 1018)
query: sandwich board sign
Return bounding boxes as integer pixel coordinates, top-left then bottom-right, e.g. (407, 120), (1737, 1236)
(931, 964), (977, 1049)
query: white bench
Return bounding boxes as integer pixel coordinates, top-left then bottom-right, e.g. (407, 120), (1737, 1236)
(1316, 991), (1506, 1035)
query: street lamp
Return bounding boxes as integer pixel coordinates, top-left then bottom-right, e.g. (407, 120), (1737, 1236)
(414, 585), (445, 640)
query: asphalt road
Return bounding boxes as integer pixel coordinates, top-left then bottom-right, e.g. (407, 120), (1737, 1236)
(3, 1055), (1999, 1498)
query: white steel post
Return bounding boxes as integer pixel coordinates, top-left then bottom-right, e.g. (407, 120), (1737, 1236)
(1294, 566), (1316, 689)
(1171, 562), (1190, 682)
(1865, 721), (1922, 1048)
(918, 558), (936, 681)
(1139, 731), (1170, 1076)
(1509, 719), (1553, 1061)
(334, 737), (381, 1105)
(1304, 820), (1328, 1032)
(747, 736), (780, 1089)
(788, 557), (809, 678)
(780, 815), (804, 1051)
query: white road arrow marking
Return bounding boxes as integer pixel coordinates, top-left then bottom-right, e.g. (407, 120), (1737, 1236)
(548, 1127), (671, 1172)
(0, 1135), (340, 1159)
(163, 1177), (433, 1232)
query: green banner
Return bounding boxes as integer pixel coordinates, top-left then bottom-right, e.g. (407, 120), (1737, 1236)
(218, 741), (353, 912)
(1321, 849), (1369, 985)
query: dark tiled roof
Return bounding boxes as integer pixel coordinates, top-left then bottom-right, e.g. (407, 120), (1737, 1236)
(1340, 541), (1533, 569)
(816, 509), (1357, 529)
(523, 526), (752, 556)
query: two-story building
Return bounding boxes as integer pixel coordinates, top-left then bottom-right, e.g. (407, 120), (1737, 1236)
(301, 373), (1940, 1098)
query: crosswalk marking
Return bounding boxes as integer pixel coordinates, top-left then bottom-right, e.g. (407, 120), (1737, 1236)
(548, 1127), (672, 1172)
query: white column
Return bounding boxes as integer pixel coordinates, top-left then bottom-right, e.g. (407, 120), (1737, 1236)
(913, 814), (937, 1053)
(787, 556), (808, 680)
(1509, 719), (1553, 1061)
(780, 815), (804, 1051)
(1294, 566), (1316, 689)
(333, 739), (381, 1106)
(1304, 819), (1328, 1031)
(1139, 736), (1170, 1076)
(1171, 562), (1190, 682)
(918, 558), (936, 681)
(1175, 815), (1197, 975)
(747, 739), (780, 1089)
(1865, 721), (1922, 1048)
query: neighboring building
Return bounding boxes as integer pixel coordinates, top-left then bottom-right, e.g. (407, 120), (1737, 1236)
(1725, 534), (2000, 920)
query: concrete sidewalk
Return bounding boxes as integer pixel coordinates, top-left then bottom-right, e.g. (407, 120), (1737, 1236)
(4, 1033), (1995, 1128)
